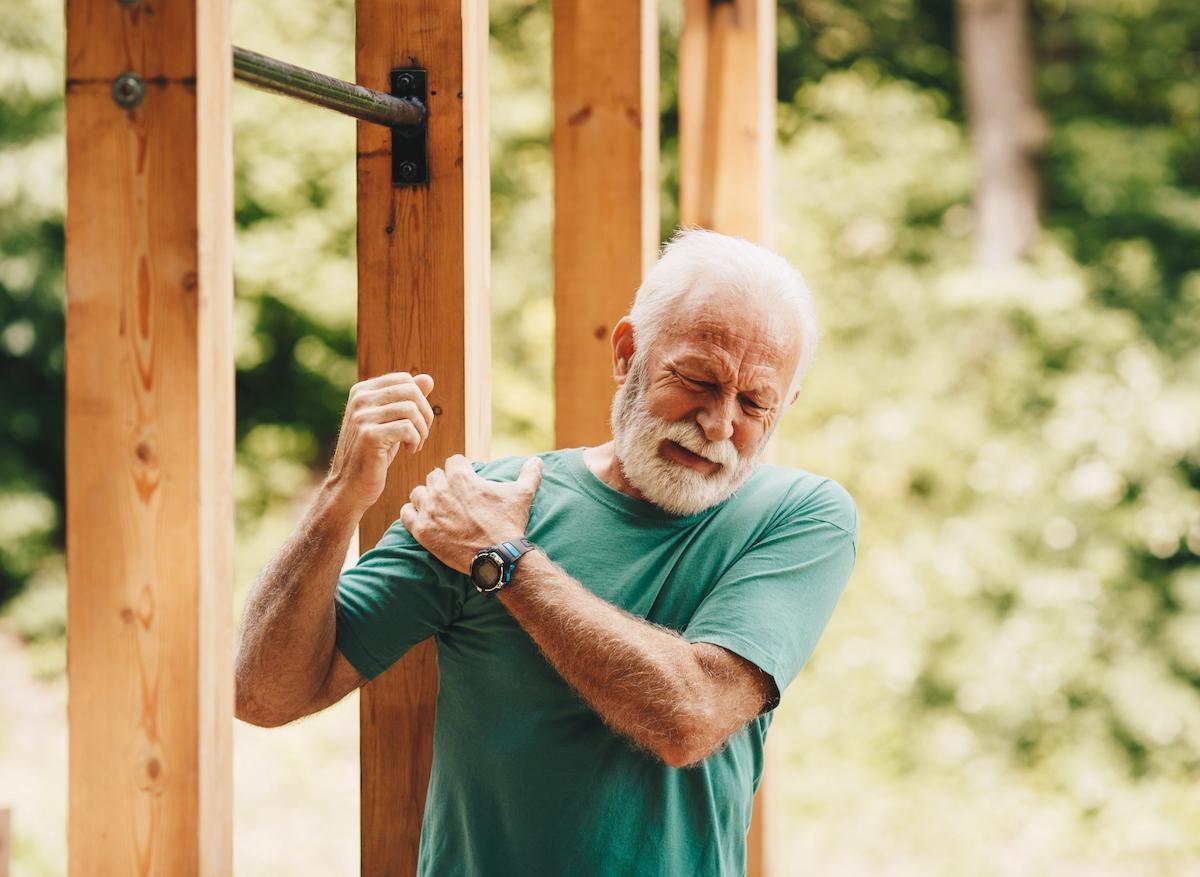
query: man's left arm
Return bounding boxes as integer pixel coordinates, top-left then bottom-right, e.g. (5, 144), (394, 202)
(497, 550), (775, 768)
(400, 453), (775, 768)
(401, 454), (856, 769)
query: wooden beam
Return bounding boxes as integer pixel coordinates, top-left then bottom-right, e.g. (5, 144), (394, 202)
(553, 0), (659, 449)
(0, 808), (9, 877)
(64, 0), (233, 873)
(680, 2), (775, 874)
(679, 0), (774, 242)
(354, 0), (490, 873)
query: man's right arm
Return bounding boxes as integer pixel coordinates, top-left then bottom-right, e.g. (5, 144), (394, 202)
(234, 371), (437, 727)
(234, 482), (367, 727)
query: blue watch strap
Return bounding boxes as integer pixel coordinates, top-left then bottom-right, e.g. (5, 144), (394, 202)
(499, 538), (537, 583)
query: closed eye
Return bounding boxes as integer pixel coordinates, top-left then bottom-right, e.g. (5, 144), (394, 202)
(675, 370), (716, 391)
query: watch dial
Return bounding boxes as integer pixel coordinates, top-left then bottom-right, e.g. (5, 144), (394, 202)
(476, 560), (501, 588)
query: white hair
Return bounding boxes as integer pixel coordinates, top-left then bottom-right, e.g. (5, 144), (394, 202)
(627, 227), (820, 404)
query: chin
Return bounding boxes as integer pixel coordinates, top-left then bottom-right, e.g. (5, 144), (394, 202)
(632, 455), (754, 516)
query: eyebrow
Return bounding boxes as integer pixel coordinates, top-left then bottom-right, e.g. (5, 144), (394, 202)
(674, 359), (779, 405)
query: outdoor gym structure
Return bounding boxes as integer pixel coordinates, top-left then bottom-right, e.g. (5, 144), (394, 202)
(64, 0), (774, 873)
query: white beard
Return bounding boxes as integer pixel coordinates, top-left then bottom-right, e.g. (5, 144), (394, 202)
(610, 359), (771, 516)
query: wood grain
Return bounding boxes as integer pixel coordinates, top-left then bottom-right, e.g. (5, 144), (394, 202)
(679, 0), (774, 243)
(64, 0), (233, 874)
(552, 0), (659, 449)
(354, 0), (490, 873)
(680, 2), (776, 873)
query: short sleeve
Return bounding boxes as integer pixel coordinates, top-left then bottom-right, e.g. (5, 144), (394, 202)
(334, 516), (468, 680)
(683, 478), (858, 713)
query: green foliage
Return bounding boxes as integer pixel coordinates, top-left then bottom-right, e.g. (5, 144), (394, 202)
(0, 0), (64, 607)
(771, 71), (1200, 860)
(2, 0), (1199, 869)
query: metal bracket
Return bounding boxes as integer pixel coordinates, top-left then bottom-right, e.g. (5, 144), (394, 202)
(390, 68), (428, 186)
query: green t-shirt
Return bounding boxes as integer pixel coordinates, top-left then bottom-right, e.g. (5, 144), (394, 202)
(335, 447), (858, 876)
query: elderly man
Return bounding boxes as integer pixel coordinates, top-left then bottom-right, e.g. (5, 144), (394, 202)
(235, 228), (858, 875)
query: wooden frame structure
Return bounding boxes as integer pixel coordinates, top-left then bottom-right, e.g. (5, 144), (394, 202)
(63, 0), (774, 873)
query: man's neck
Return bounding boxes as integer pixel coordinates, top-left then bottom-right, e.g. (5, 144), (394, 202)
(582, 441), (647, 502)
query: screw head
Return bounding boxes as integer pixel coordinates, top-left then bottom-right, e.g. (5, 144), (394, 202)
(395, 73), (416, 92)
(398, 161), (419, 181)
(112, 72), (144, 109)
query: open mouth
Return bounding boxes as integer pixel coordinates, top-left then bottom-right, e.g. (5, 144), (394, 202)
(659, 439), (721, 475)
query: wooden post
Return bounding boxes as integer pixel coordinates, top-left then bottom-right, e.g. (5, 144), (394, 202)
(0, 808), (9, 877)
(679, 0), (774, 242)
(679, 1), (775, 874)
(354, 0), (490, 873)
(552, 0), (659, 449)
(65, 0), (233, 873)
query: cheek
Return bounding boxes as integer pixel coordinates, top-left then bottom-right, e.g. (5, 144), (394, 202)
(733, 411), (774, 455)
(644, 386), (697, 421)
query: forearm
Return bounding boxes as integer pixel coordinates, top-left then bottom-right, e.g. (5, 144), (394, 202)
(234, 480), (363, 725)
(498, 551), (711, 764)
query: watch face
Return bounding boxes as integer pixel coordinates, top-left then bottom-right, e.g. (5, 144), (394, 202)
(472, 552), (503, 590)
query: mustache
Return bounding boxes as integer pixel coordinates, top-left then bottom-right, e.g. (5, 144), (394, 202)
(654, 418), (739, 469)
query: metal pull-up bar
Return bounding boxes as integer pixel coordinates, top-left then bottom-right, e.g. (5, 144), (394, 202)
(232, 46), (425, 129)
(111, 47), (430, 184)
(230, 46), (430, 185)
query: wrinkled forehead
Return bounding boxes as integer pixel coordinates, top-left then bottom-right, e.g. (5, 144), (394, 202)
(652, 284), (802, 377)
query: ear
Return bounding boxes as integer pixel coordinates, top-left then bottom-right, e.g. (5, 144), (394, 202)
(611, 317), (636, 385)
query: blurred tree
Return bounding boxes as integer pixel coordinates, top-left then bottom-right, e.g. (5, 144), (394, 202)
(1, 0), (1199, 868)
(0, 0), (64, 607)
(958, 0), (1045, 266)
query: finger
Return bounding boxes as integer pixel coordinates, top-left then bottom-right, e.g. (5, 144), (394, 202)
(366, 400), (430, 445)
(371, 420), (421, 454)
(409, 484), (428, 509)
(445, 454), (475, 482)
(516, 455), (544, 496)
(413, 373), (435, 397)
(400, 502), (418, 532)
(426, 466), (448, 490)
(353, 371), (414, 396)
(360, 382), (436, 433)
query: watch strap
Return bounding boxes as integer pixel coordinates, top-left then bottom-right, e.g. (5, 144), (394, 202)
(473, 538), (538, 596)
(497, 538), (536, 568)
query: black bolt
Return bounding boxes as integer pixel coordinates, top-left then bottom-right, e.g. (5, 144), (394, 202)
(396, 73), (416, 92)
(112, 72), (144, 109)
(398, 161), (419, 181)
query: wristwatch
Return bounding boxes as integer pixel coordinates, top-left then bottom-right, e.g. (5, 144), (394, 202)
(470, 538), (539, 596)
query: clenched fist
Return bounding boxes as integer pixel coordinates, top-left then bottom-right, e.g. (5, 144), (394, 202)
(324, 372), (436, 513)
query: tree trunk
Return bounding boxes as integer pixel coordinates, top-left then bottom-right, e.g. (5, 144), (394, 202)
(958, 0), (1045, 267)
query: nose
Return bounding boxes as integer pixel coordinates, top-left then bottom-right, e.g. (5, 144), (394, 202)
(696, 396), (735, 444)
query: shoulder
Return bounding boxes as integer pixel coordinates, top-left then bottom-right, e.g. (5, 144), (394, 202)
(470, 448), (572, 482)
(738, 465), (858, 541)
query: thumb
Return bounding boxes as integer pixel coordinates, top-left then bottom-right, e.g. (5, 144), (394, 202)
(516, 455), (544, 496)
(413, 373), (435, 396)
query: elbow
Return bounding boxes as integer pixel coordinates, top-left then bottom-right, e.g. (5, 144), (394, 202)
(655, 708), (719, 769)
(656, 663), (726, 768)
(659, 742), (701, 769)
(234, 699), (285, 729)
(234, 670), (301, 729)
(657, 732), (715, 769)
(234, 686), (281, 728)
(234, 692), (299, 729)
